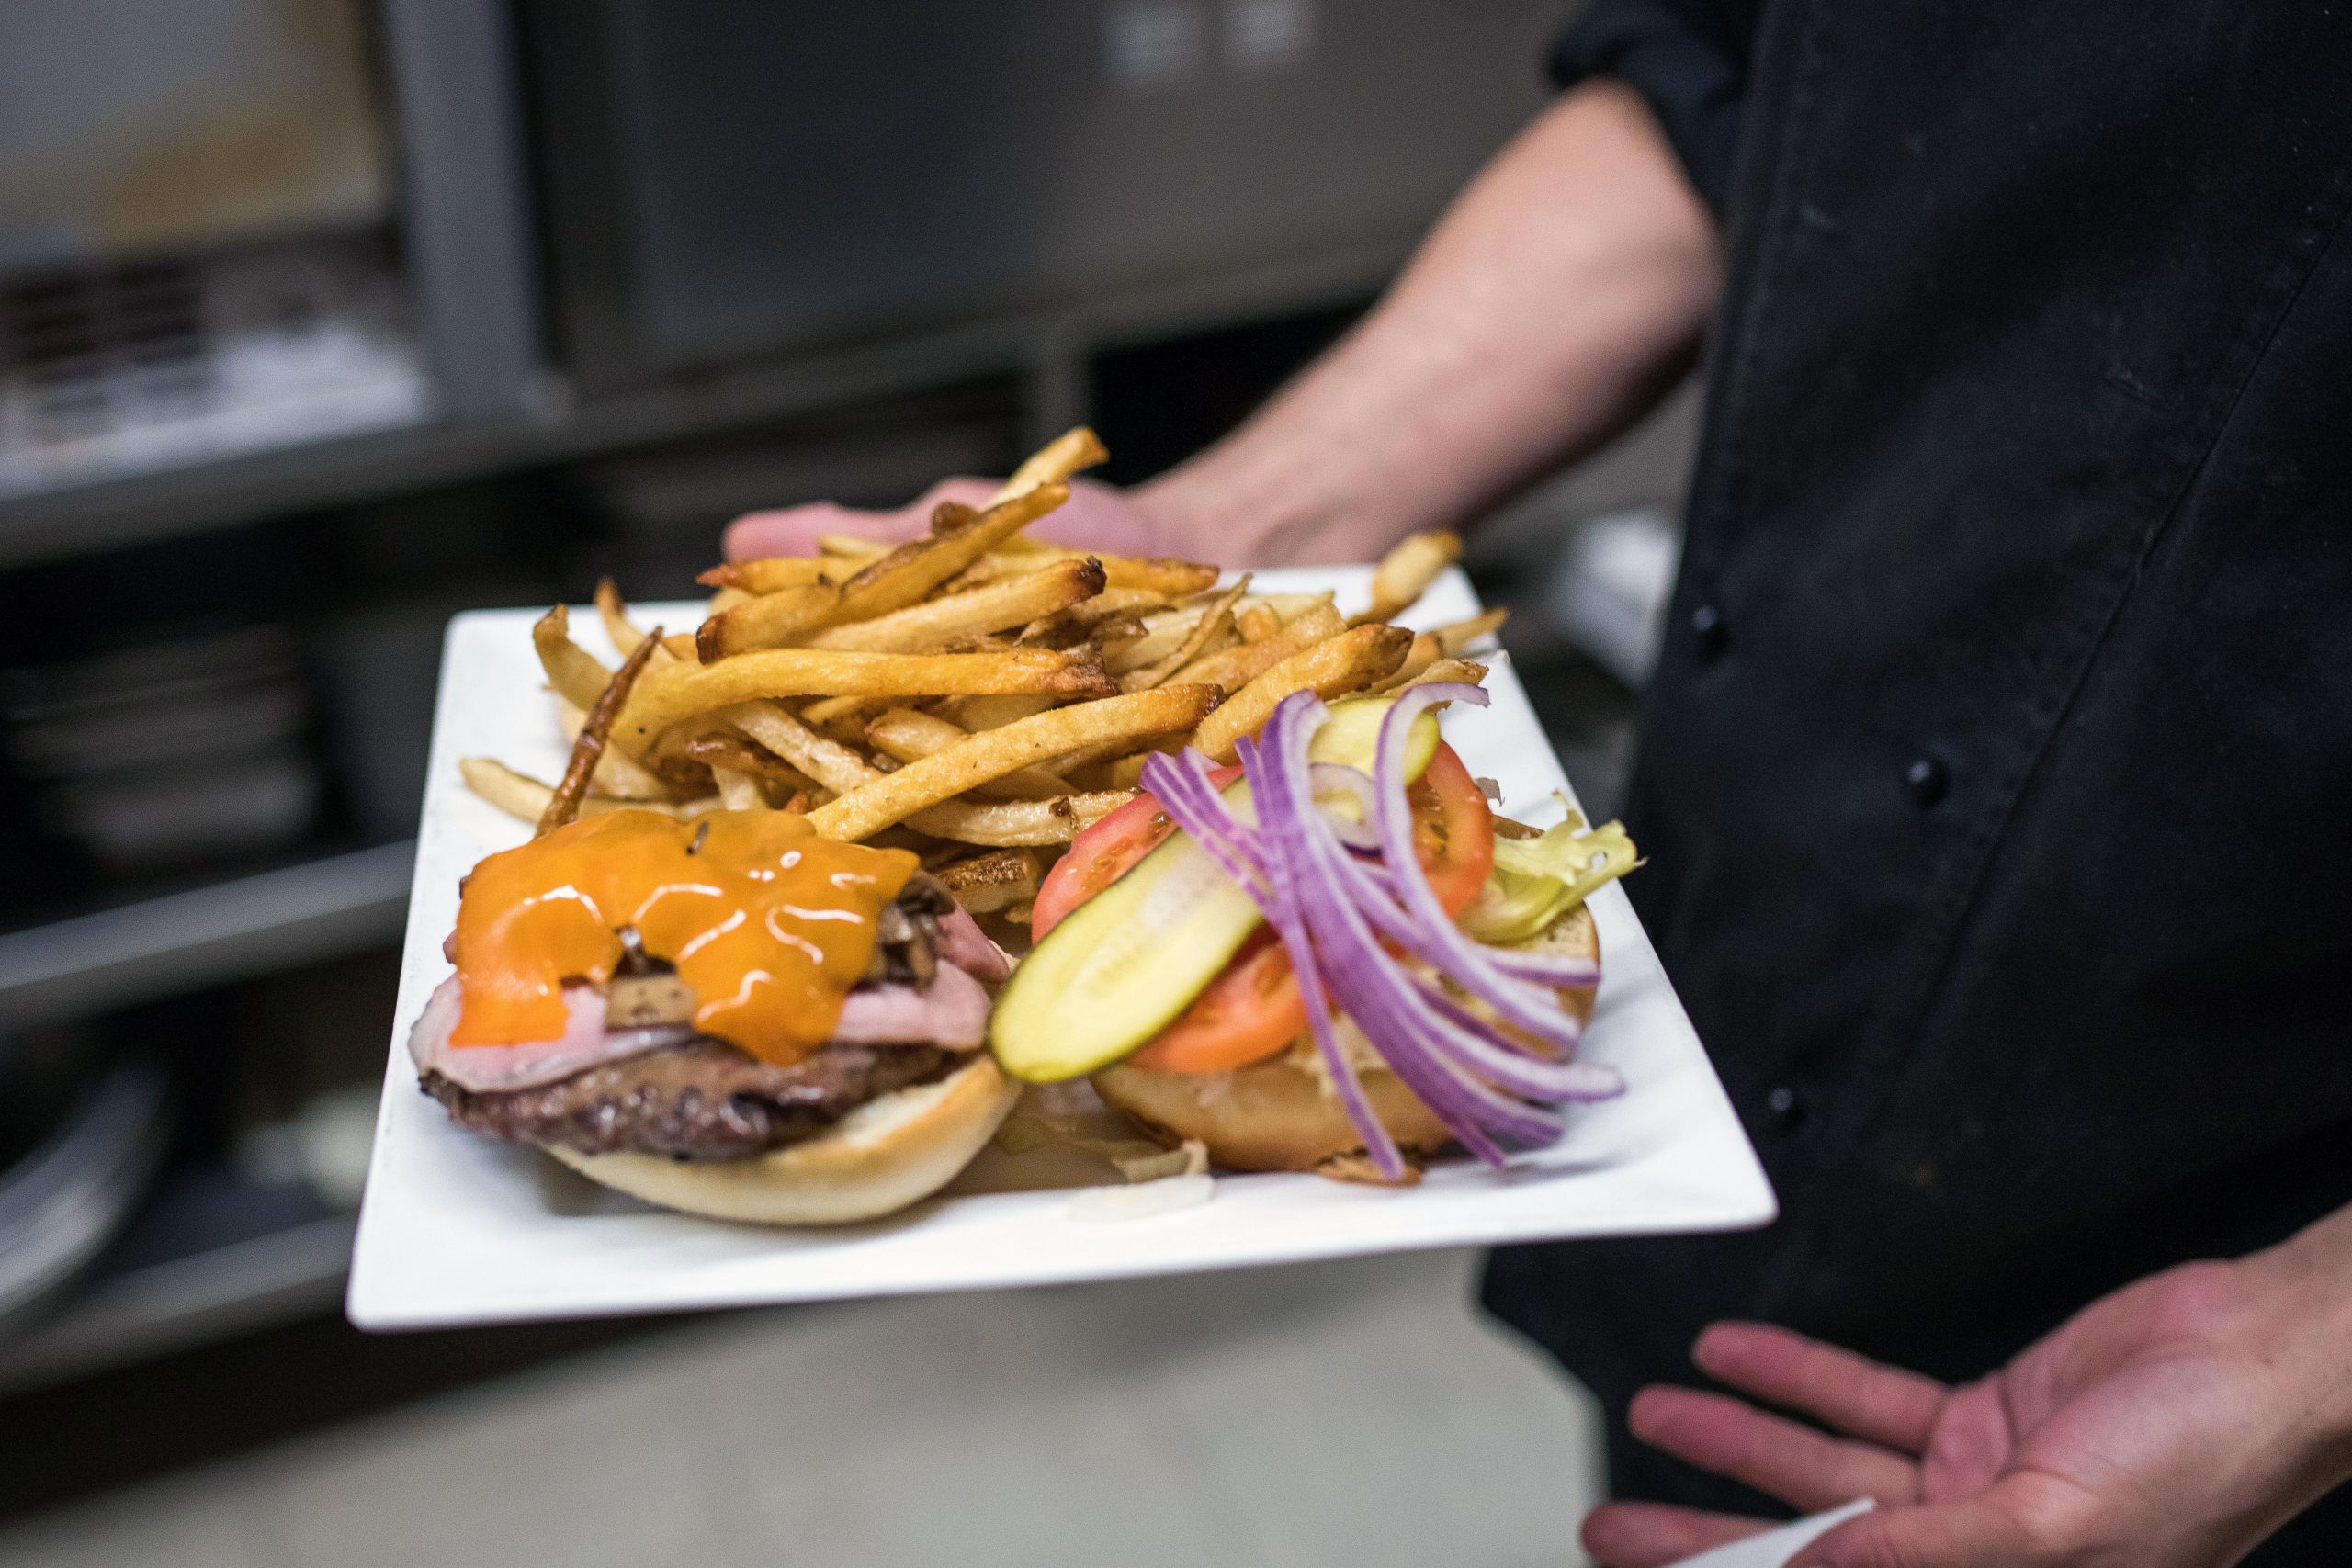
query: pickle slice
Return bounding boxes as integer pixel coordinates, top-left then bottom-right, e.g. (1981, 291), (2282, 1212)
(989, 697), (1437, 1082)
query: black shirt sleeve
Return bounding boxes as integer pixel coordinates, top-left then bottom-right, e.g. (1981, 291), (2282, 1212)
(1549, 0), (1758, 217)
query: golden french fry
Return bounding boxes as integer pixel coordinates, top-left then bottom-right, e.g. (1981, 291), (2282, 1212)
(1189, 625), (1413, 762)
(594, 580), (695, 662)
(540, 626), (664, 834)
(533, 605), (617, 713)
(828, 483), (1069, 626)
(1170, 599), (1345, 694)
(944, 693), (1060, 730)
(1396, 656), (1489, 692)
(933, 848), (1043, 914)
(797, 693), (878, 730)
(1073, 747), (1171, 792)
(723, 702), (875, 795)
(557, 696), (682, 800)
(680, 732), (820, 795)
(973, 547), (1216, 599)
(1367, 632), (1441, 694)
(710, 765), (764, 811)
(1119, 578), (1247, 693)
(989, 425), (1107, 504)
(1246, 592), (1339, 622)
(804, 558), (1105, 653)
(460, 757), (719, 827)
(818, 534), (889, 558)
(616, 645), (1112, 757)
(1350, 530), (1462, 626)
(1236, 603), (1282, 642)
(1432, 607), (1509, 655)
(695, 582), (842, 663)
(865, 707), (1076, 800)
(698, 558), (862, 593)
(808, 685), (1216, 841)
(707, 586), (752, 615)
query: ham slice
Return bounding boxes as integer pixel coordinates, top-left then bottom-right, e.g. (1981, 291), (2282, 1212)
(413, 948), (999, 1093)
(407, 976), (693, 1094)
(934, 903), (1012, 984)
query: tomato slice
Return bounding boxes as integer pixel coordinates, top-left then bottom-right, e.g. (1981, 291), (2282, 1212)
(1121, 742), (1497, 1075)
(1031, 764), (1241, 939)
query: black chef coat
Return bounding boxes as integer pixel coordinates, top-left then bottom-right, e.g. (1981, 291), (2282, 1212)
(1481, 3), (2352, 1558)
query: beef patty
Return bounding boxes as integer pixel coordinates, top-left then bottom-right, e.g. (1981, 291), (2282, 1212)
(422, 1039), (957, 1162)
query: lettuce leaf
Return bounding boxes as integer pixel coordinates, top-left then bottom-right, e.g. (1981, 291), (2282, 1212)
(1457, 806), (1640, 944)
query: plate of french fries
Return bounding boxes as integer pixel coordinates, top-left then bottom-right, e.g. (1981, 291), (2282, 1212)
(349, 432), (1771, 1330)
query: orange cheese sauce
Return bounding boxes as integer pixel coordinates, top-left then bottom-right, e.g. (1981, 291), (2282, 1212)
(450, 810), (917, 1066)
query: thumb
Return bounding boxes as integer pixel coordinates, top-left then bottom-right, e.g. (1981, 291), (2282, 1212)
(1793, 1497), (2044, 1568)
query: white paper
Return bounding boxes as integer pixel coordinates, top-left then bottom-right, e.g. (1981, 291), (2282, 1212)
(348, 569), (1774, 1329)
(1667, 1500), (1876, 1567)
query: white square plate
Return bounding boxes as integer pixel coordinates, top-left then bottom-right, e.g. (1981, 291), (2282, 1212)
(349, 569), (1773, 1329)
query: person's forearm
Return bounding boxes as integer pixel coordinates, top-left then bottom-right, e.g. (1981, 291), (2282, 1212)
(1138, 80), (1721, 565)
(2251, 1201), (2352, 1503)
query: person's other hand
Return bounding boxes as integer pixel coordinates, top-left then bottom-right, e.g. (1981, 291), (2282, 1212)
(721, 477), (1187, 564)
(1582, 1236), (2352, 1568)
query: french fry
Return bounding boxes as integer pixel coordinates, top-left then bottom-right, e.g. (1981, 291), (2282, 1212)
(680, 732), (820, 795)
(865, 707), (1076, 799)
(1350, 530), (1462, 626)
(808, 685), (1217, 841)
(989, 425), (1107, 504)
(461, 757), (718, 827)
(720, 703), (1132, 846)
(944, 694), (1060, 730)
(970, 547), (1217, 599)
(1431, 607), (1509, 656)
(695, 581), (841, 663)
(615, 646), (1113, 756)
(1396, 657), (1490, 692)
(1367, 632), (1440, 694)
(933, 848), (1043, 914)
(1248, 592), (1339, 623)
(539, 626), (664, 834)
(1170, 599), (1345, 694)
(707, 586), (752, 615)
(1189, 625), (1413, 762)
(1236, 603), (1282, 642)
(710, 766), (764, 811)
(697, 557), (857, 592)
(533, 605), (618, 713)
(818, 534), (888, 558)
(803, 558), (1104, 653)
(797, 693), (879, 731)
(557, 696), (682, 800)
(594, 580), (695, 661)
(1119, 574), (1250, 692)
(827, 483), (1069, 626)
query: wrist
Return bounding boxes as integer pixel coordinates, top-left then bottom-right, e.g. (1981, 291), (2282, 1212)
(2243, 1207), (2352, 1487)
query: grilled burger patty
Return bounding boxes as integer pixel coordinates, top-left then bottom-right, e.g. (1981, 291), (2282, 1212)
(422, 1039), (958, 1162)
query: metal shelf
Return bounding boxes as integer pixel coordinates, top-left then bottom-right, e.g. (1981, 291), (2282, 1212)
(0, 840), (414, 1032)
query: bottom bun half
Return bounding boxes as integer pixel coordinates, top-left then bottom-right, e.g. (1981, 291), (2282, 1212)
(547, 1054), (1020, 1224)
(1093, 906), (1599, 1174)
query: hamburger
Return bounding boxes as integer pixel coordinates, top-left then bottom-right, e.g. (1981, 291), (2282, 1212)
(989, 684), (1631, 1182)
(409, 809), (1018, 1224)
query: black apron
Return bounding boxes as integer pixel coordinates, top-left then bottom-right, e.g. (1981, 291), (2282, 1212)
(1485, 4), (2352, 1557)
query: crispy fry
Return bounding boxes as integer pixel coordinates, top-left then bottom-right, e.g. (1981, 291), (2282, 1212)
(1368, 632), (1441, 694)
(556, 696), (681, 800)
(1431, 607), (1510, 655)
(616, 645), (1113, 756)
(944, 693), (1060, 730)
(932, 848), (1043, 914)
(696, 557), (857, 592)
(710, 766), (764, 811)
(804, 558), (1104, 653)
(707, 586), (752, 615)
(539, 626), (665, 834)
(808, 685), (1217, 841)
(865, 707), (1076, 799)
(679, 732), (820, 795)
(461, 757), (718, 827)
(970, 547), (1217, 599)
(1236, 603), (1282, 642)
(722, 702), (874, 795)
(1119, 575), (1250, 692)
(827, 483), (1069, 626)
(989, 425), (1107, 504)
(797, 693), (879, 731)
(594, 580), (695, 661)
(1350, 530), (1462, 626)
(695, 581), (841, 663)
(532, 604), (616, 713)
(1396, 656), (1490, 692)
(1170, 599), (1345, 694)
(1189, 625), (1413, 762)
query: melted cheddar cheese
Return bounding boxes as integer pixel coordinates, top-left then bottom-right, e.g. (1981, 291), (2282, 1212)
(450, 810), (917, 1065)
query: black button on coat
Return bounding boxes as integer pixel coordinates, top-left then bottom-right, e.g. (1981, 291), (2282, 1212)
(1486, 4), (2352, 1553)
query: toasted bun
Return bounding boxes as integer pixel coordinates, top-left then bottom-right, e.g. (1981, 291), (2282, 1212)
(1092, 906), (1599, 1174)
(546, 1054), (1020, 1224)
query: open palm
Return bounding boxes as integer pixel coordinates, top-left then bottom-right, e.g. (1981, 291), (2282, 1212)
(1584, 1251), (2352, 1568)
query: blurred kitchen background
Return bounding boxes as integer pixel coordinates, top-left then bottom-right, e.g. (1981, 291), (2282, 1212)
(0, 3), (1694, 1562)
